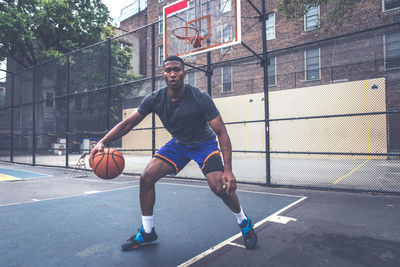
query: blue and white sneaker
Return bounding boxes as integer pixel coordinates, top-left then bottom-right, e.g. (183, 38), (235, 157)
(239, 216), (257, 249)
(121, 226), (158, 251)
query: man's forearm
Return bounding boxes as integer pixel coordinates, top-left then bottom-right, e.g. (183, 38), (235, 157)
(100, 120), (132, 145)
(99, 111), (144, 146)
(218, 133), (233, 172)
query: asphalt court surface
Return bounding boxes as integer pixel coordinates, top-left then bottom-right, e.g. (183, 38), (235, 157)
(1, 162), (399, 267)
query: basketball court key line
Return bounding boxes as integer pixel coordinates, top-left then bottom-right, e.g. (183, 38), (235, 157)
(177, 196), (307, 267)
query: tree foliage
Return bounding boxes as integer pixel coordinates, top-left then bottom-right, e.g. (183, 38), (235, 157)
(0, 0), (111, 68)
(279, 0), (362, 32)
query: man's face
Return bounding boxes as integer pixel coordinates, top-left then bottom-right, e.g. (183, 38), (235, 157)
(162, 60), (186, 91)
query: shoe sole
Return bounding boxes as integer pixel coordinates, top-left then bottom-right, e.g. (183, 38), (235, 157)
(121, 241), (158, 251)
(243, 229), (258, 249)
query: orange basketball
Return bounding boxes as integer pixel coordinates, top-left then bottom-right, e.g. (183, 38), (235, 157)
(92, 148), (125, 179)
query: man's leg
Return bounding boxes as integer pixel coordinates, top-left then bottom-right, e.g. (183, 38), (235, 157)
(205, 170), (258, 249)
(140, 157), (175, 216)
(121, 157), (173, 251)
(205, 170), (241, 213)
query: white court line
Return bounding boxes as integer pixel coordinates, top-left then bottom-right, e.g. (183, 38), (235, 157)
(227, 242), (246, 249)
(177, 196), (307, 267)
(0, 180), (302, 208)
(72, 177), (136, 185)
(0, 184), (139, 207)
(158, 182), (305, 198)
(84, 191), (101, 194)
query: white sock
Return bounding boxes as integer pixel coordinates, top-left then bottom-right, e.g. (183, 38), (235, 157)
(233, 207), (247, 224)
(142, 215), (154, 233)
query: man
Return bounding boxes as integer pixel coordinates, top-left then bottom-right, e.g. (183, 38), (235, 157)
(89, 55), (257, 250)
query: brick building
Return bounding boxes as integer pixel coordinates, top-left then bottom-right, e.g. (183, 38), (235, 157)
(119, 0), (400, 151)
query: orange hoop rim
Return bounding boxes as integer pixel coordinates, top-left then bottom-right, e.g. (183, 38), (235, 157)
(172, 26), (200, 41)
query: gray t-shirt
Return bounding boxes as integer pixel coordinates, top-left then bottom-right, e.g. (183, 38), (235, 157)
(138, 84), (219, 146)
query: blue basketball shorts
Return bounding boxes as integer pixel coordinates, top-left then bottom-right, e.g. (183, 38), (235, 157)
(154, 136), (224, 175)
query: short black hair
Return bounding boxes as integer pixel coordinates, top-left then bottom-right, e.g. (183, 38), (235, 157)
(163, 55), (184, 67)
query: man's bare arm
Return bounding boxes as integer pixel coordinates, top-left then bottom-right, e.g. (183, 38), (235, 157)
(89, 111), (145, 165)
(209, 114), (236, 194)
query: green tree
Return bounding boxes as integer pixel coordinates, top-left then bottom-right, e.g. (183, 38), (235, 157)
(279, 0), (362, 32)
(0, 0), (111, 69)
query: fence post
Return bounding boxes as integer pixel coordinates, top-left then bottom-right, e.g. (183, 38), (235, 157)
(207, 52), (212, 96)
(261, 0), (271, 185)
(10, 74), (14, 162)
(66, 55), (70, 167)
(151, 23), (156, 156)
(32, 67), (36, 166)
(107, 38), (111, 132)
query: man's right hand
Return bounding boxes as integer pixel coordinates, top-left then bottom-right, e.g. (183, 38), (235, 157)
(89, 141), (105, 167)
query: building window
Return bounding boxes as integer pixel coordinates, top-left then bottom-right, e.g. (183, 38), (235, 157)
(221, 25), (233, 52)
(383, 0), (400, 11)
(120, 0), (147, 21)
(222, 65), (232, 93)
(186, 72), (196, 87)
(305, 48), (320, 81)
(268, 56), (276, 86)
(221, 0), (231, 13)
(304, 5), (319, 31)
(386, 32), (400, 69)
(158, 46), (164, 66)
(265, 13), (275, 41)
(221, 24), (232, 42)
(188, 0), (195, 21)
(45, 92), (54, 108)
(139, 0), (147, 10)
(159, 14), (163, 35)
(159, 0), (165, 3)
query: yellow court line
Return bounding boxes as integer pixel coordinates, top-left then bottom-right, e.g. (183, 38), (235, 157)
(334, 79), (372, 185)
(333, 159), (369, 185)
(0, 174), (20, 181)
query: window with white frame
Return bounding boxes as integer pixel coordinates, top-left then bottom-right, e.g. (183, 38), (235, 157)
(266, 13), (276, 41)
(383, 0), (400, 11)
(304, 5), (319, 31)
(221, 24), (232, 43)
(186, 71), (196, 87)
(222, 65), (232, 92)
(221, 24), (233, 52)
(187, 0), (195, 21)
(45, 92), (54, 108)
(305, 48), (320, 81)
(140, 0), (147, 10)
(159, 14), (163, 35)
(120, 0), (147, 20)
(158, 46), (164, 66)
(268, 56), (276, 86)
(221, 0), (231, 14)
(386, 32), (400, 69)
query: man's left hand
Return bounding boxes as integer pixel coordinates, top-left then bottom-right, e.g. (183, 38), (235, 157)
(222, 170), (237, 195)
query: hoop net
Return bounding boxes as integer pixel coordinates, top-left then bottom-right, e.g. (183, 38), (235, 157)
(172, 26), (202, 48)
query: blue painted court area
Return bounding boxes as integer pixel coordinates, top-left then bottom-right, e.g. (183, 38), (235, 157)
(0, 168), (49, 181)
(0, 183), (302, 267)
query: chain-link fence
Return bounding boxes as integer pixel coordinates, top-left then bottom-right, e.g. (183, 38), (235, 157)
(0, 16), (399, 194)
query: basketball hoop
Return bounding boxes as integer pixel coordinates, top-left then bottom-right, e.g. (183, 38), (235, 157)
(172, 26), (202, 48)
